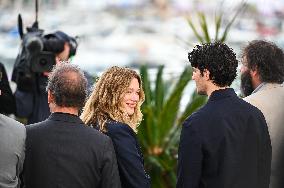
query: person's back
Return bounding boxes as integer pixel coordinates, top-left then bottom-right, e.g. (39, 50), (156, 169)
(240, 40), (284, 188)
(244, 83), (284, 187)
(177, 42), (271, 188)
(196, 89), (271, 188)
(23, 63), (121, 188)
(24, 113), (119, 188)
(0, 114), (25, 188)
(244, 83), (284, 135)
(105, 120), (151, 188)
(14, 74), (50, 124)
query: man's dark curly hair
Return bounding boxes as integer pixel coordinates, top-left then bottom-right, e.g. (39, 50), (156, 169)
(188, 42), (238, 87)
(242, 40), (284, 83)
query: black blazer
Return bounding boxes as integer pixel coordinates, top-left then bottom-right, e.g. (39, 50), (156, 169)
(177, 88), (271, 188)
(104, 120), (150, 188)
(23, 112), (121, 188)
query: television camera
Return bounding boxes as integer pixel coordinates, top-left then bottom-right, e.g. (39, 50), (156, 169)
(12, 0), (78, 92)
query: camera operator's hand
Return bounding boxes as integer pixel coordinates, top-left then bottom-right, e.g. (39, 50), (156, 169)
(43, 71), (50, 77)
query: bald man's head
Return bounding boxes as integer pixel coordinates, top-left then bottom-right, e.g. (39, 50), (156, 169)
(46, 63), (87, 108)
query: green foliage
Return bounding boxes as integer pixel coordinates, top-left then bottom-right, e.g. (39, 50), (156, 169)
(138, 65), (207, 188)
(186, 1), (247, 43)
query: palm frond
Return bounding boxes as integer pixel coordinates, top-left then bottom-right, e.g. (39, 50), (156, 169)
(177, 91), (207, 126)
(157, 67), (192, 144)
(220, 1), (247, 42)
(198, 12), (211, 43)
(186, 17), (204, 43)
(140, 65), (153, 105)
(214, 13), (222, 41)
(155, 65), (165, 115)
(138, 65), (206, 187)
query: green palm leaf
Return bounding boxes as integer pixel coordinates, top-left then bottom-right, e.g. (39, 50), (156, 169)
(186, 17), (204, 43)
(155, 65), (165, 115)
(220, 0), (247, 42)
(140, 65), (153, 105)
(187, 0), (247, 43)
(138, 65), (206, 187)
(215, 13), (222, 41)
(157, 67), (192, 145)
(198, 12), (211, 43)
(177, 91), (207, 125)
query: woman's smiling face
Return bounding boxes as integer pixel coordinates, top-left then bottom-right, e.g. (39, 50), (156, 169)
(120, 78), (140, 116)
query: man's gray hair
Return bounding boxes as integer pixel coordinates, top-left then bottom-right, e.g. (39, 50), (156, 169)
(46, 63), (87, 108)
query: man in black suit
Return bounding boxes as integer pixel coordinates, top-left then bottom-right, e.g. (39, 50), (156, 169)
(23, 63), (121, 188)
(177, 42), (271, 188)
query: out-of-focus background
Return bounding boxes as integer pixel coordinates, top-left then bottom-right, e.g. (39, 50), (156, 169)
(1, 0), (283, 187)
(1, 0), (284, 79)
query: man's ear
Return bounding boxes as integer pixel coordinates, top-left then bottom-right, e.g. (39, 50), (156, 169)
(203, 69), (210, 80)
(249, 67), (261, 82)
(47, 90), (54, 104)
(249, 68), (258, 77)
(249, 67), (262, 88)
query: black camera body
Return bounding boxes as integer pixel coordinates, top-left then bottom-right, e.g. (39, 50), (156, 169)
(12, 21), (55, 92)
(20, 29), (56, 73)
(12, 14), (78, 92)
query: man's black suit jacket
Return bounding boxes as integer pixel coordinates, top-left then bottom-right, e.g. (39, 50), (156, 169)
(177, 88), (271, 188)
(23, 112), (121, 188)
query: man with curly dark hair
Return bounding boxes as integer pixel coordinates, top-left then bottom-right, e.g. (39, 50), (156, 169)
(240, 40), (284, 188)
(177, 42), (271, 188)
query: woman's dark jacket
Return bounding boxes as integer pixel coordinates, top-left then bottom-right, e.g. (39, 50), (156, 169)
(103, 120), (151, 188)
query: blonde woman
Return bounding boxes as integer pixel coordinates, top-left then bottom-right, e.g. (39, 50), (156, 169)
(81, 66), (150, 188)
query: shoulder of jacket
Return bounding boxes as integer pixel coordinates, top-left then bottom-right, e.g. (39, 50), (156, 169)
(88, 126), (110, 140)
(0, 115), (26, 139)
(0, 114), (24, 128)
(241, 96), (265, 118)
(243, 92), (264, 110)
(182, 109), (208, 128)
(107, 120), (129, 129)
(26, 120), (45, 129)
(106, 121), (134, 135)
(191, 104), (213, 120)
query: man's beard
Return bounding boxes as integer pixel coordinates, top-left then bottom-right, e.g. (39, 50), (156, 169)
(197, 90), (207, 96)
(240, 71), (254, 97)
(195, 83), (208, 96)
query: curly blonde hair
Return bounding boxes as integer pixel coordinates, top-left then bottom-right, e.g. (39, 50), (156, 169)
(81, 66), (145, 133)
